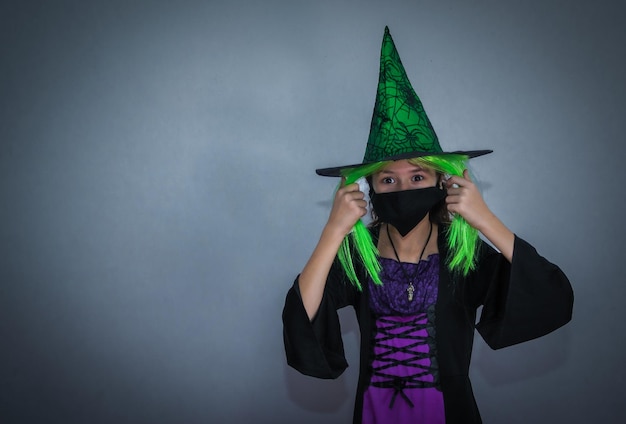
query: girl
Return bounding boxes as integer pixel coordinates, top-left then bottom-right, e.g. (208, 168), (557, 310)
(282, 28), (573, 424)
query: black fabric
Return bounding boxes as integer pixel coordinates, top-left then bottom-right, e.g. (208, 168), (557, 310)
(315, 150), (493, 177)
(282, 225), (573, 423)
(370, 187), (446, 236)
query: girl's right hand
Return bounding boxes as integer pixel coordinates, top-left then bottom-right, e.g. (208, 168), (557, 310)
(326, 180), (368, 237)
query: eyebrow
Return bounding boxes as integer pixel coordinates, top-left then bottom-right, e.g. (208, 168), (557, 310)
(378, 166), (425, 174)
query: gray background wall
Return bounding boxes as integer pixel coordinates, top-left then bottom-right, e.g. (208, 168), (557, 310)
(1, 0), (624, 423)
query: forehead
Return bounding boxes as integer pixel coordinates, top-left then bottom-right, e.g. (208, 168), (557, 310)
(376, 159), (435, 174)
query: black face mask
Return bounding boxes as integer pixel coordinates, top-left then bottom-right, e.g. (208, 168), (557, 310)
(370, 187), (447, 237)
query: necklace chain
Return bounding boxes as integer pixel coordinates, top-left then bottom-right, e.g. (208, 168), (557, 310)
(386, 222), (433, 302)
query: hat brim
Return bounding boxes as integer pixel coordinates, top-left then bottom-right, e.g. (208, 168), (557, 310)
(315, 150), (493, 177)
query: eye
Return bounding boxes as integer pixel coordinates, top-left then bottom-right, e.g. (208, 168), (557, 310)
(411, 175), (424, 182)
(382, 177), (395, 184)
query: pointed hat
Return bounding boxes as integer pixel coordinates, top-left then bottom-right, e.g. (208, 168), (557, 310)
(316, 27), (492, 177)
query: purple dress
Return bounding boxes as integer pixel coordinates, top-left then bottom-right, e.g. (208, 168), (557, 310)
(362, 255), (445, 424)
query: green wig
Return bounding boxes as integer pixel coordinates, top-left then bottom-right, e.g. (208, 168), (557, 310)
(336, 154), (480, 290)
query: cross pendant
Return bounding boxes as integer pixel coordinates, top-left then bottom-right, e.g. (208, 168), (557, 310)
(407, 282), (415, 301)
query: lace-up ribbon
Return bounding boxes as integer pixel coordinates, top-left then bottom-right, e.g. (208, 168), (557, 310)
(369, 312), (439, 408)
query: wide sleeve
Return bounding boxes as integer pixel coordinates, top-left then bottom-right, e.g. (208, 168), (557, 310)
(474, 235), (574, 350)
(282, 258), (357, 379)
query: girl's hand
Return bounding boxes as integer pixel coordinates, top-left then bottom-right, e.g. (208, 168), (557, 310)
(326, 179), (368, 237)
(445, 169), (515, 262)
(445, 169), (494, 231)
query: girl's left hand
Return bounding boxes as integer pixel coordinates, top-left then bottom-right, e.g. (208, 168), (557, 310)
(445, 169), (494, 231)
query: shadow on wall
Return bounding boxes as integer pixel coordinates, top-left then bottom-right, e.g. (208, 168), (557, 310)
(473, 321), (572, 386)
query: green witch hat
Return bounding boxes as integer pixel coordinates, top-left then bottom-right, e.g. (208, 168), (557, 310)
(316, 27), (491, 177)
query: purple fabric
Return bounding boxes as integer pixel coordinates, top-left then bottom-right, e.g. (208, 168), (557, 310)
(369, 255), (440, 316)
(362, 255), (445, 424)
